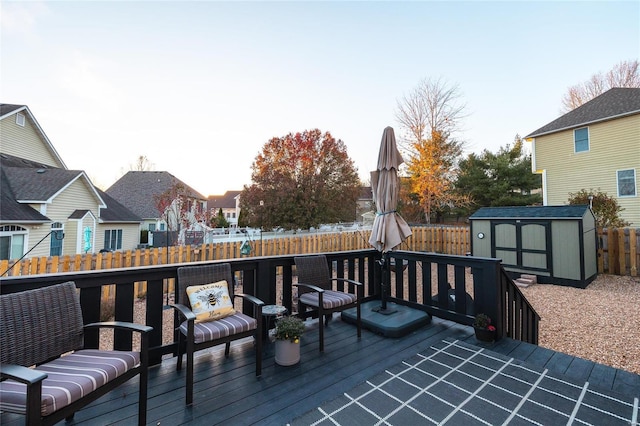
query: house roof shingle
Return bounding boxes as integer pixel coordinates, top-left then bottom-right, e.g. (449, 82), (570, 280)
(207, 191), (241, 210)
(106, 171), (207, 219)
(0, 154), (140, 224)
(525, 88), (640, 138)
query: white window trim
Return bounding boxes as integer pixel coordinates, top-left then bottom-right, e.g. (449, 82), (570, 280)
(616, 168), (637, 198)
(16, 113), (25, 127)
(574, 127), (590, 153)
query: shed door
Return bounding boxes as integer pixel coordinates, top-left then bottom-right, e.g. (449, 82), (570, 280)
(492, 221), (551, 273)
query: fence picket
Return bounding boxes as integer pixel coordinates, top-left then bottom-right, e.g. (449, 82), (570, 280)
(3, 226), (639, 278)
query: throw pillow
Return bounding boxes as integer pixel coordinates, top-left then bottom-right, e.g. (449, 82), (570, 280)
(186, 280), (236, 323)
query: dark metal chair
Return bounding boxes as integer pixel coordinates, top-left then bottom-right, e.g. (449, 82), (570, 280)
(294, 255), (363, 352)
(172, 263), (264, 405)
(0, 281), (152, 426)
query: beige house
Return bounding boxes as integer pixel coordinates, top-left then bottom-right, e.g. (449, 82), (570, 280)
(525, 88), (639, 226)
(0, 104), (142, 261)
(208, 191), (241, 227)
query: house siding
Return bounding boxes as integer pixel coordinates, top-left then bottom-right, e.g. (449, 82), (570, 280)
(0, 115), (63, 168)
(46, 179), (101, 257)
(533, 114), (640, 226)
(96, 223), (140, 252)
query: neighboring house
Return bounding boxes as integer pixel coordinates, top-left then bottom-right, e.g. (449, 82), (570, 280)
(0, 104), (142, 260)
(525, 88), (640, 226)
(207, 191), (241, 227)
(106, 171), (207, 243)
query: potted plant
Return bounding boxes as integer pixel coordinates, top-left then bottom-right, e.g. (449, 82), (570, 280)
(473, 313), (496, 342)
(274, 316), (305, 366)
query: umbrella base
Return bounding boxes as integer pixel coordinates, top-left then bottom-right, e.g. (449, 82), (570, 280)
(342, 300), (431, 338)
(371, 305), (398, 315)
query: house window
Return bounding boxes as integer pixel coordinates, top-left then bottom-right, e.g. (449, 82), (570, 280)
(50, 222), (64, 256)
(159, 222), (165, 231)
(0, 225), (27, 260)
(104, 229), (123, 251)
(148, 223), (156, 232)
(574, 127), (589, 152)
(617, 169), (636, 197)
(16, 113), (25, 127)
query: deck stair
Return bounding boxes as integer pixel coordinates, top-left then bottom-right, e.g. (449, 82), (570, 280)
(515, 273), (537, 288)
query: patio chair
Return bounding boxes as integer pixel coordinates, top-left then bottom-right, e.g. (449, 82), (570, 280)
(0, 281), (152, 426)
(294, 255), (363, 352)
(172, 263), (264, 405)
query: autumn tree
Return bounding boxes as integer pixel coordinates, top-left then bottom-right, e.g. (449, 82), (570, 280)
(568, 189), (629, 228)
(454, 136), (542, 217)
(395, 78), (468, 223)
(561, 59), (640, 112)
(240, 129), (360, 230)
(154, 182), (207, 245)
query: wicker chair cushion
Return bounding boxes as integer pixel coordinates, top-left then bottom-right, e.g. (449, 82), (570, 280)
(0, 349), (140, 416)
(179, 312), (257, 344)
(299, 290), (357, 309)
(186, 280), (236, 323)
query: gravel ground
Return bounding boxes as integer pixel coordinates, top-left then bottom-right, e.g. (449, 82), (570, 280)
(106, 273), (640, 375)
(519, 274), (640, 375)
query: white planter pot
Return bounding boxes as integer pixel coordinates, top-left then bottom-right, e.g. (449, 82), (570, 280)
(275, 339), (300, 366)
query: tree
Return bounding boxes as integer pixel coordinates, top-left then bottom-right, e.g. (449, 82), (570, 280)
(568, 189), (629, 228)
(395, 78), (468, 223)
(240, 129), (360, 230)
(130, 155), (154, 171)
(154, 182), (207, 245)
(454, 136), (542, 216)
(561, 59), (640, 112)
(210, 208), (230, 228)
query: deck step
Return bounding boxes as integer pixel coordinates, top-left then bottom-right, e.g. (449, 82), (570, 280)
(515, 274), (537, 288)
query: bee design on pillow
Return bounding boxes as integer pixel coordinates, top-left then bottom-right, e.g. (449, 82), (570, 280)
(198, 290), (223, 307)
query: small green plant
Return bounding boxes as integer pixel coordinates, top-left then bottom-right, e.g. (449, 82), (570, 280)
(274, 316), (305, 343)
(473, 313), (495, 331)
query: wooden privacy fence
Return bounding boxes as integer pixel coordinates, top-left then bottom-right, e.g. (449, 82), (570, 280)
(1, 226), (637, 278)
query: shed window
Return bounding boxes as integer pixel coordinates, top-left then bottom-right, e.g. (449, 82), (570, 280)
(16, 113), (25, 127)
(617, 169), (636, 197)
(574, 127), (589, 152)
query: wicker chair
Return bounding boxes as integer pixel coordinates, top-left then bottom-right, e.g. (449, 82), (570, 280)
(294, 255), (363, 352)
(172, 263), (264, 405)
(0, 281), (152, 426)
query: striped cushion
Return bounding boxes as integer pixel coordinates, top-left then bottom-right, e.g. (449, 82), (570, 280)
(0, 349), (140, 416)
(299, 290), (357, 309)
(179, 312), (257, 344)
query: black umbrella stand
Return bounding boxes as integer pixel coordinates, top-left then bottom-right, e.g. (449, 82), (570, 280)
(372, 254), (397, 315)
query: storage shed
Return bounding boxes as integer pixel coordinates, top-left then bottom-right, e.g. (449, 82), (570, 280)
(469, 205), (597, 288)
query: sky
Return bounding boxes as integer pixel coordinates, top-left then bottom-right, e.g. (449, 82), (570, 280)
(2, 1), (639, 197)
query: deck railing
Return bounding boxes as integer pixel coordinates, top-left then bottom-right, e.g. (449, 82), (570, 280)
(0, 249), (539, 365)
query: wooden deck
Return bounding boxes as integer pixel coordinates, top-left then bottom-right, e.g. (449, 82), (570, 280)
(2, 314), (639, 425)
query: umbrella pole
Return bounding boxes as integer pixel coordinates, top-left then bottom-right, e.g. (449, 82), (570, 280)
(373, 252), (397, 315)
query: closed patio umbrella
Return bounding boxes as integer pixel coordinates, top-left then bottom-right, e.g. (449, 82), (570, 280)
(369, 126), (412, 312)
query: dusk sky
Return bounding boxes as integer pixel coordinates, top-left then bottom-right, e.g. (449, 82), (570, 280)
(2, 1), (638, 196)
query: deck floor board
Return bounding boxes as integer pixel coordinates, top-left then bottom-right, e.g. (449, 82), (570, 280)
(2, 314), (638, 425)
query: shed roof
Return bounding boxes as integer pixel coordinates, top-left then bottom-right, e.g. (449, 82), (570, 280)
(469, 205), (591, 220)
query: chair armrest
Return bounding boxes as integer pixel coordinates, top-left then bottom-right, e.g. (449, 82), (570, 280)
(333, 278), (364, 287)
(235, 293), (265, 307)
(170, 303), (197, 322)
(1, 364), (47, 385)
(84, 321), (153, 335)
(294, 283), (324, 293)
